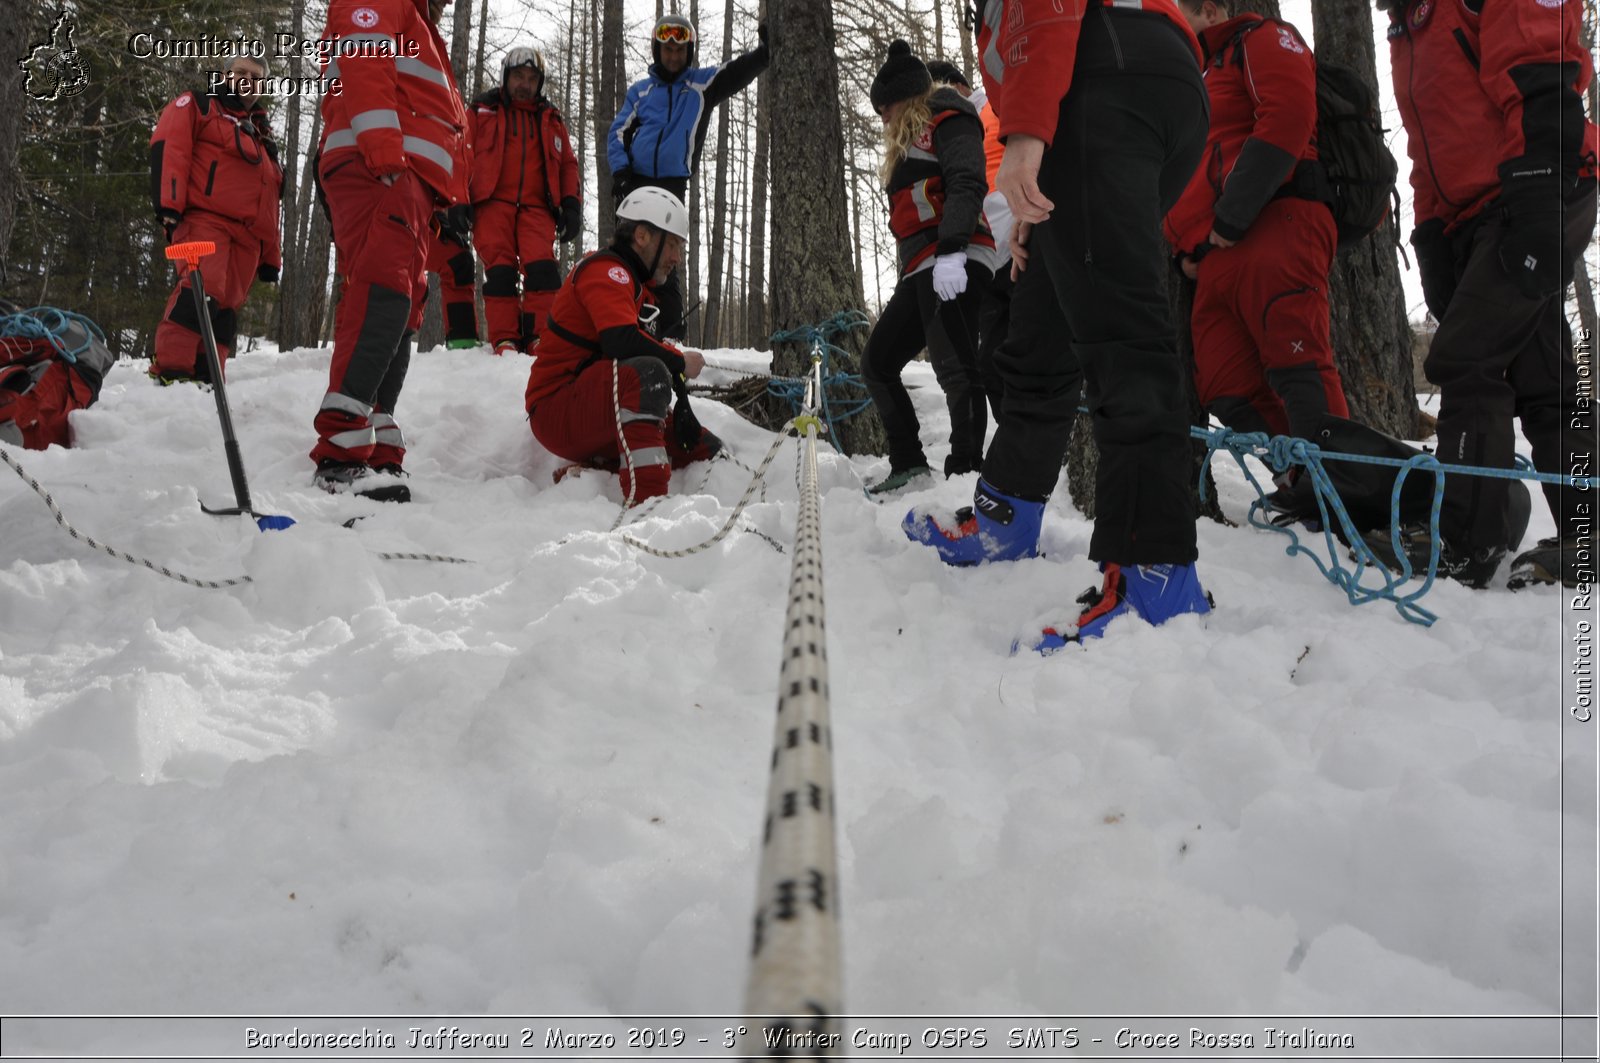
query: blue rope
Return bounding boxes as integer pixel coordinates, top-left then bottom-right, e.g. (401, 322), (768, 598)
(769, 311), (872, 443)
(1, 306), (106, 365)
(1196, 424), (1597, 626)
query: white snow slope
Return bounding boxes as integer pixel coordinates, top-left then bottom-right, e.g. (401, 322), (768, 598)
(0, 342), (1594, 1059)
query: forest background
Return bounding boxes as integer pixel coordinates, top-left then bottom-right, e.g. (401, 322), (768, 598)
(0, 0), (1595, 458)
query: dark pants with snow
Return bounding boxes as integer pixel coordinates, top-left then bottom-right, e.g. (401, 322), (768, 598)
(1425, 184), (1597, 553)
(862, 262), (990, 473)
(982, 10), (1208, 565)
(976, 261), (1013, 418)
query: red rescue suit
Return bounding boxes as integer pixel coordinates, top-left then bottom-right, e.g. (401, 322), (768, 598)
(1164, 15), (1348, 439)
(469, 90), (581, 351)
(312, 0), (467, 469)
(149, 90), (283, 381)
(1388, 0), (1596, 232)
(527, 245), (713, 502)
(1386, 0), (1598, 556)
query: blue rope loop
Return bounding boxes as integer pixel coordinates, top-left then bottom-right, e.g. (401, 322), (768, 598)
(1197, 423), (1597, 626)
(0, 306), (107, 365)
(768, 311), (872, 443)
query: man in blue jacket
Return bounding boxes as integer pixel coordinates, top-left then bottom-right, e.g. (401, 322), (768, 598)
(607, 13), (768, 340)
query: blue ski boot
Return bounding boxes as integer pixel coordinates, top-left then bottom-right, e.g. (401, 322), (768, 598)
(903, 479), (1044, 566)
(1029, 562), (1212, 653)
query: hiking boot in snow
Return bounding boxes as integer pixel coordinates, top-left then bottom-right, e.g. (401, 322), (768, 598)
(866, 464), (931, 496)
(445, 337), (480, 351)
(1507, 537), (1591, 590)
(1359, 524), (1504, 589)
(903, 479), (1043, 566)
(1031, 562), (1212, 653)
(314, 460), (411, 503)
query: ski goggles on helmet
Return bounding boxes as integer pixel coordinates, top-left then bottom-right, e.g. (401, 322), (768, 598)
(653, 23), (694, 43)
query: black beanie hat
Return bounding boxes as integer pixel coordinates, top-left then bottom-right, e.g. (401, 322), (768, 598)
(924, 60), (969, 89)
(870, 40), (932, 111)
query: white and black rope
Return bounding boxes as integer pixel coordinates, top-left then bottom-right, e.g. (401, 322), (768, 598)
(3, 446), (472, 588)
(742, 363), (844, 1056)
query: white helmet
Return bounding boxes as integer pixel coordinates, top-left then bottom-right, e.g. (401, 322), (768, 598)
(616, 187), (689, 241)
(502, 46), (545, 82)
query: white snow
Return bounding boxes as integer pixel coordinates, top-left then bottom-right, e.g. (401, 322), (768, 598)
(0, 341), (1593, 1058)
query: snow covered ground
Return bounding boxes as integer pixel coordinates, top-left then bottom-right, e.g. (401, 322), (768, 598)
(0, 341), (1593, 1060)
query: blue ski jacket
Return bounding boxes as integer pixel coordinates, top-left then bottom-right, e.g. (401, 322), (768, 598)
(606, 44), (768, 184)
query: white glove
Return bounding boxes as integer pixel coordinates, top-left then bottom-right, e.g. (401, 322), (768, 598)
(930, 251), (968, 301)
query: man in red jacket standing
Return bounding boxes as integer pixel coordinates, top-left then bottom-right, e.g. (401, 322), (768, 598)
(469, 47), (582, 356)
(1166, 2), (1349, 448)
(909, 0), (1214, 647)
(311, 0), (468, 496)
(1379, 0), (1597, 588)
(148, 55), (283, 384)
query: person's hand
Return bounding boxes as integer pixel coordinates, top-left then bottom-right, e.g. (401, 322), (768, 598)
(681, 348), (706, 379)
(157, 209), (182, 244)
(1409, 218), (1456, 320)
(994, 135), (1054, 226)
(1207, 228), (1236, 250)
(610, 166), (634, 202)
(758, 21), (768, 47)
(1009, 222), (1031, 283)
(444, 203), (473, 242)
(557, 196), (582, 241)
(1496, 158), (1566, 300)
(1180, 256), (1200, 281)
(931, 251), (968, 301)
(256, 264), (280, 284)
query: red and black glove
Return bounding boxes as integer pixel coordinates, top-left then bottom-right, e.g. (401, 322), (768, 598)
(157, 208), (182, 244)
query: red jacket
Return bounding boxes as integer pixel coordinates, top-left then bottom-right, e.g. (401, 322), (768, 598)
(1386, 0), (1597, 230)
(150, 91), (284, 268)
(526, 246), (683, 410)
(467, 90), (581, 215)
(976, 0), (1201, 147)
(318, 0), (469, 204)
(1164, 15), (1320, 254)
(885, 90), (997, 275)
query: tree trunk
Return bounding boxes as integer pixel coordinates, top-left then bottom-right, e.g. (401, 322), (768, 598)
(596, 0), (626, 246)
(1311, 0), (1417, 437)
(473, 0), (490, 97)
(746, 60), (771, 348)
(450, 0), (471, 87)
(701, 3), (736, 348)
(0, 0), (37, 276)
(273, 0), (307, 347)
(760, 0), (879, 452)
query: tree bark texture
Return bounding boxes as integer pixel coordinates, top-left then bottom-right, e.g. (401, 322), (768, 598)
(1311, 0), (1418, 437)
(595, 0), (626, 246)
(0, 0), (39, 278)
(760, 0), (881, 453)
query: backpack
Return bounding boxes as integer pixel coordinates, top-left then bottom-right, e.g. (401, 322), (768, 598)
(0, 299), (115, 450)
(1223, 20), (1399, 252)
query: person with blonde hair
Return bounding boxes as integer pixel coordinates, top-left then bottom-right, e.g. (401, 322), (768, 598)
(860, 40), (999, 494)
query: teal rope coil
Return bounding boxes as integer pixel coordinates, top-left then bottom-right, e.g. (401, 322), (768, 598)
(768, 311), (872, 443)
(1, 306), (107, 365)
(1197, 423), (1597, 626)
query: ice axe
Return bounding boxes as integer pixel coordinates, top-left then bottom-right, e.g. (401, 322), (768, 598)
(164, 241), (294, 532)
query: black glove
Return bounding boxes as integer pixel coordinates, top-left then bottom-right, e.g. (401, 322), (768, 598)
(610, 166), (634, 203)
(758, 21), (768, 48)
(439, 203), (473, 245)
(1409, 218), (1457, 321)
(157, 208), (182, 244)
(1496, 157), (1568, 301)
(256, 263), (279, 284)
(557, 196), (582, 242)
(672, 386), (703, 450)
